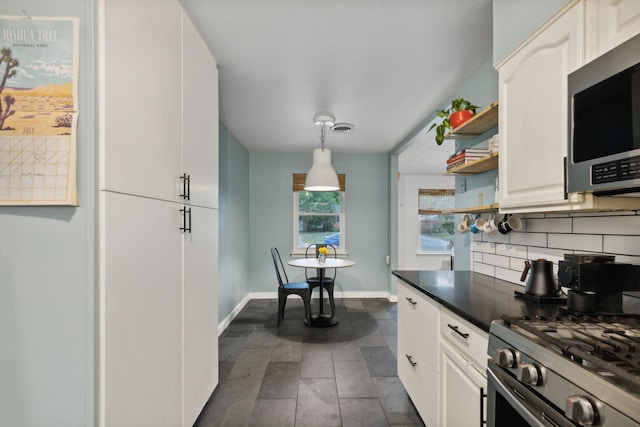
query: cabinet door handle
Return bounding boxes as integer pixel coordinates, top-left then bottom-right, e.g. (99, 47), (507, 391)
(180, 173), (191, 200)
(405, 354), (417, 367)
(447, 323), (469, 339)
(480, 386), (486, 426)
(180, 206), (192, 233)
(405, 297), (417, 306)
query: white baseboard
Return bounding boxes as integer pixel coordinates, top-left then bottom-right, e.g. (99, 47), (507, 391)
(218, 292), (397, 335)
(217, 293), (251, 336)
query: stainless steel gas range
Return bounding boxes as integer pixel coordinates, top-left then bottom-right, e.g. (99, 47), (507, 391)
(487, 314), (640, 426)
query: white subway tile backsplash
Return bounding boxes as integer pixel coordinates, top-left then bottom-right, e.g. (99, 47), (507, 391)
(526, 217), (572, 233)
(603, 235), (640, 256)
(481, 232), (509, 244)
(474, 262), (495, 276)
(473, 241), (496, 254)
(483, 253), (510, 268)
(495, 267), (524, 285)
(510, 232), (547, 247)
(574, 215), (640, 236)
(510, 257), (526, 271)
(548, 233), (602, 252)
(496, 244), (528, 260)
(525, 247), (568, 264)
(470, 213), (640, 285)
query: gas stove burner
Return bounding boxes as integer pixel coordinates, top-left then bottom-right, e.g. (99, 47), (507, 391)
(501, 314), (640, 391)
(489, 313), (640, 425)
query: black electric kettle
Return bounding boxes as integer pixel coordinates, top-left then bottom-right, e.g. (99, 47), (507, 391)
(520, 259), (560, 296)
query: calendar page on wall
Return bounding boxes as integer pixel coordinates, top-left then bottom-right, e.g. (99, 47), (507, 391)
(0, 16), (79, 206)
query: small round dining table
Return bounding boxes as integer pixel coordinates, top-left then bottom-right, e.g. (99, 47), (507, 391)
(287, 257), (356, 327)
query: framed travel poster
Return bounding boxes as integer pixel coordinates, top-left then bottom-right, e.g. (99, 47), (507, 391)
(0, 15), (79, 205)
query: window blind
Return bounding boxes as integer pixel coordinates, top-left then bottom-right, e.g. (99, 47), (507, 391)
(418, 189), (454, 214)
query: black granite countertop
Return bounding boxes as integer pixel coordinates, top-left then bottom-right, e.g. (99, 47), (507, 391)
(392, 270), (564, 332)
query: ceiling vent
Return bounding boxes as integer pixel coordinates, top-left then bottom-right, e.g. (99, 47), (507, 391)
(331, 123), (354, 133)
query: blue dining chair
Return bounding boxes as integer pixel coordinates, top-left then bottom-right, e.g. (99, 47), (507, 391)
(271, 247), (312, 327)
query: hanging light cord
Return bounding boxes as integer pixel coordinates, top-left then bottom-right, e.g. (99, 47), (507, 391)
(319, 122), (327, 151)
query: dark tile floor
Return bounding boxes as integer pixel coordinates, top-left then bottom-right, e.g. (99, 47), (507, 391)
(195, 297), (425, 427)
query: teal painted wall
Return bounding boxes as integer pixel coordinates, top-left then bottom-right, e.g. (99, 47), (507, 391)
(493, 0), (569, 65)
(0, 1), (96, 426)
(218, 123), (250, 323)
(249, 152), (390, 295)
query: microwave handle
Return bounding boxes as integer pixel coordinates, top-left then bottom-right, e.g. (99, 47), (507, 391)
(563, 156), (568, 200)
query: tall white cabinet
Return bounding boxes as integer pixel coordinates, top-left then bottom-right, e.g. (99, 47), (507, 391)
(99, 1), (219, 426)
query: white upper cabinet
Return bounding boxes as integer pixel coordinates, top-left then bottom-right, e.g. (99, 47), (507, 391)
(182, 14), (219, 209)
(497, 0), (640, 213)
(585, 0), (640, 62)
(102, 0), (183, 201)
(102, 1), (219, 208)
(497, 2), (583, 212)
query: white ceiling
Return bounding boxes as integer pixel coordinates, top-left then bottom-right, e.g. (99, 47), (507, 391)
(179, 0), (493, 172)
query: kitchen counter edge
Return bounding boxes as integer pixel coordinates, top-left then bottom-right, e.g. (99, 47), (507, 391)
(392, 270), (561, 332)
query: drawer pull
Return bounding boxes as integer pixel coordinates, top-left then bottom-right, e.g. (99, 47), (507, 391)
(405, 297), (417, 306)
(405, 354), (417, 367)
(447, 323), (469, 340)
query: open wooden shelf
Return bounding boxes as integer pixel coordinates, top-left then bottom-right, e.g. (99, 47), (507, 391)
(444, 101), (499, 140)
(445, 152), (499, 175)
(450, 203), (499, 214)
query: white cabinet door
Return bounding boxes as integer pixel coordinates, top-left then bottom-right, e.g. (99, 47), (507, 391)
(441, 340), (487, 427)
(102, 192), (183, 427)
(586, 0), (640, 62)
(397, 281), (440, 426)
(182, 13), (219, 209)
(398, 331), (439, 427)
(498, 3), (583, 212)
(398, 282), (440, 368)
(102, 0), (182, 201)
(182, 206), (219, 426)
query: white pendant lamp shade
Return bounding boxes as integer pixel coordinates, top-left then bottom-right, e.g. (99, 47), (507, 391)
(304, 148), (339, 191)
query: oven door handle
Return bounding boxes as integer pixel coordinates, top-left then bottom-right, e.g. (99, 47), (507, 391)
(487, 362), (574, 427)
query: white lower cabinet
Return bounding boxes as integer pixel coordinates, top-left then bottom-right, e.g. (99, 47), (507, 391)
(398, 330), (439, 426)
(440, 309), (488, 427)
(441, 340), (486, 427)
(102, 192), (183, 426)
(397, 281), (440, 427)
(101, 192), (219, 427)
(183, 206), (219, 427)
(397, 278), (491, 427)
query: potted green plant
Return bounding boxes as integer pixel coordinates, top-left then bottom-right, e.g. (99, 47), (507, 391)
(428, 98), (478, 145)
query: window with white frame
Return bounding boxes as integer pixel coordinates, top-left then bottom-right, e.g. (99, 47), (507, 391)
(418, 189), (454, 253)
(293, 173), (345, 253)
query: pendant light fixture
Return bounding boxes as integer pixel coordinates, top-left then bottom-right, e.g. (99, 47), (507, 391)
(304, 113), (340, 191)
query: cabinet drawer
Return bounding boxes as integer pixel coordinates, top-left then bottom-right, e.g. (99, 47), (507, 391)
(440, 308), (488, 371)
(398, 282), (440, 367)
(398, 330), (439, 427)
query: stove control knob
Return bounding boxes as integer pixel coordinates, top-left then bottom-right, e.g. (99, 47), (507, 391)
(565, 395), (597, 426)
(517, 363), (544, 386)
(495, 348), (518, 368)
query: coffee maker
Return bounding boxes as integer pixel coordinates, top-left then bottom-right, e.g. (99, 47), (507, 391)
(558, 254), (640, 314)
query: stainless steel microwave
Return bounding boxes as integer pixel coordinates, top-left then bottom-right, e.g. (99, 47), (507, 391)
(566, 32), (640, 195)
